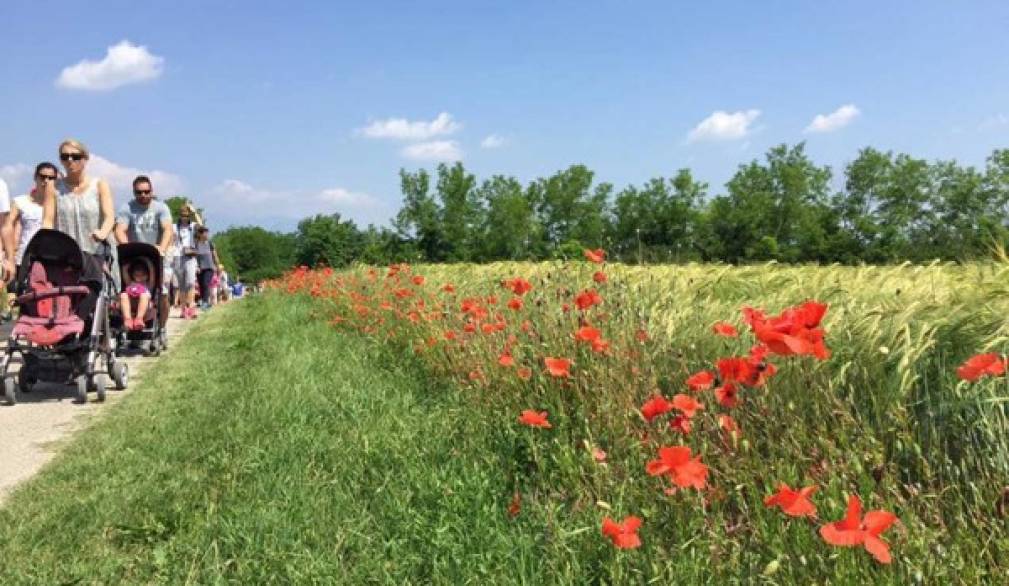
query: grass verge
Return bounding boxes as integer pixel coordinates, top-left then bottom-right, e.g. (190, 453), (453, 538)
(0, 294), (547, 583)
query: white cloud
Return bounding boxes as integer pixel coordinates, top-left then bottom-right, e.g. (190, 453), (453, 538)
(0, 163), (32, 190)
(687, 109), (761, 142)
(401, 140), (463, 162)
(805, 104), (861, 133)
(358, 112), (461, 141)
(208, 180), (393, 228)
(56, 40), (164, 91)
(480, 134), (507, 149)
(88, 154), (185, 196)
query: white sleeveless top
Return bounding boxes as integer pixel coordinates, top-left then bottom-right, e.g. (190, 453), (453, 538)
(13, 193), (44, 263)
(55, 177), (106, 255)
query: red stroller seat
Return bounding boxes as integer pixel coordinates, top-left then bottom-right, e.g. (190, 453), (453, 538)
(12, 261), (88, 346)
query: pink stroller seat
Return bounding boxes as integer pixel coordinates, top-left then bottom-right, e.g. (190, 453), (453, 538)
(12, 262), (87, 346)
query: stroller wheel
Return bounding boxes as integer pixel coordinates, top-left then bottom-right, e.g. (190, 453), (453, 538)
(75, 374), (89, 404)
(110, 361), (129, 390)
(17, 368), (35, 393)
(3, 378), (16, 406)
(93, 375), (107, 402)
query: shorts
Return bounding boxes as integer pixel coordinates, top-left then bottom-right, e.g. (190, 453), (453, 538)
(174, 257), (198, 292)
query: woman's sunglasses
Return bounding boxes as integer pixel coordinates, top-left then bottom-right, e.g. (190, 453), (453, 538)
(37, 174), (57, 182)
(59, 153), (87, 162)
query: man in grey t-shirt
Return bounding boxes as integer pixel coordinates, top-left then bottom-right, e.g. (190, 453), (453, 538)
(115, 175), (174, 328)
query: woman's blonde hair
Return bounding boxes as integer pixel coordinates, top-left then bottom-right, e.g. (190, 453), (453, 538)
(58, 138), (90, 158)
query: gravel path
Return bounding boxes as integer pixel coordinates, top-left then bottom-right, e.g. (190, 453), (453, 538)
(0, 311), (200, 505)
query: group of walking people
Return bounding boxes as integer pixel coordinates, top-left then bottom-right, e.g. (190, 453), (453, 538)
(0, 138), (234, 325)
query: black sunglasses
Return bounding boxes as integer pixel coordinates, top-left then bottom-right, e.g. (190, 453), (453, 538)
(59, 153), (87, 162)
(37, 174), (57, 182)
(134, 189), (152, 195)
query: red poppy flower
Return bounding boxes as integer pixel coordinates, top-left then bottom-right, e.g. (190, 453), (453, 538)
(590, 338), (610, 354)
(584, 248), (606, 264)
(593, 270), (608, 283)
(507, 297), (524, 311)
(574, 289), (603, 310)
(518, 410), (552, 428)
(521, 320), (533, 333)
(506, 277), (534, 296)
(635, 329), (649, 343)
(574, 326), (602, 343)
(686, 370), (715, 391)
(718, 414), (739, 437)
(444, 330), (457, 341)
(669, 414), (692, 435)
(463, 322), (477, 333)
(712, 322), (739, 337)
(441, 283), (455, 293)
(956, 353), (1007, 381)
(508, 491), (521, 518)
(764, 483), (818, 517)
(411, 275), (425, 286)
(601, 515), (641, 549)
(517, 367), (532, 380)
(498, 352), (515, 367)
(544, 357), (572, 377)
(715, 382), (740, 408)
(820, 495), (898, 564)
(672, 394), (704, 418)
(640, 395), (673, 422)
(646, 446), (708, 489)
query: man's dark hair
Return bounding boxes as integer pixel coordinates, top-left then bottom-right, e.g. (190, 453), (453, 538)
(132, 175), (152, 189)
(35, 162), (58, 178)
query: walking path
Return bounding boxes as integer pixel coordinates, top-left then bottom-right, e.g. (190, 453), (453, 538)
(0, 312), (200, 504)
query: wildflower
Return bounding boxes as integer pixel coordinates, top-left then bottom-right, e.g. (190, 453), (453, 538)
(601, 516), (642, 549)
(669, 414), (692, 435)
(686, 370), (715, 391)
(517, 367), (533, 380)
(507, 297), (524, 311)
(411, 275), (425, 286)
(506, 277), (534, 296)
(574, 289), (603, 310)
(518, 410), (552, 428)
(441, 283), (455, 293)
(820, 495), (898, 564)
(635, 329), (649, 343)
(764, 483), (818, 518)
(593, 270), (608, 283)
(640, 395), (673, 422)
(718, 414), (740, 438)
(593, 448), (608, 463)
(590, 338), (610, 354)
(508, 492), (521, 518)
(713, 322), (739, 337)
(544, 357), (572, 377)
(715, 382), (740, 408)
(671, 394), (703, 418)
(957, 353), (1006, 382)
(645, 446), (709, 489)
(498, 352), (515, 367)
(575, 326), (602, 344)
(584, 248), (606, 264)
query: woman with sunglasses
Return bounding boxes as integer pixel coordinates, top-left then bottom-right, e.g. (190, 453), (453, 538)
(41, 139), (120, 309)
(2, 162), (53, 285)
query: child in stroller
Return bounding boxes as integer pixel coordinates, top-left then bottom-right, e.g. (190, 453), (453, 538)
(120, 260), (152, 331)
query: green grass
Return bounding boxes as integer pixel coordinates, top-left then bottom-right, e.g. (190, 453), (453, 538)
(0, 289), (1004, 584)
(0, 295), (552, 583)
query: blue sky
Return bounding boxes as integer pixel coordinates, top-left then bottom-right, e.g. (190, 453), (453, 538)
(1, 0), (1007, 230)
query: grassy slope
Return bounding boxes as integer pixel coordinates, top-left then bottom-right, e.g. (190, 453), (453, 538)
(0, 295), (549, 584)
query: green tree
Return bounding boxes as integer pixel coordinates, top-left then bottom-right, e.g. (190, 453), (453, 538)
(295, 213), (363, 268)
(475, 175), (540, 260)
(435, 162), (481, 261)
(214, 226), (295, 283)
(394, 169), (442, 261)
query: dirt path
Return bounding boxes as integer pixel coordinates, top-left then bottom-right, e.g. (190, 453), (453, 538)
(0, 311), (201, 505)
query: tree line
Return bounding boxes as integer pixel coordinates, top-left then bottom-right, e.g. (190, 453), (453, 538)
(208, 142), (1009, 281)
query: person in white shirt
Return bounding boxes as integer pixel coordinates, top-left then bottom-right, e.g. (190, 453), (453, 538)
(2, 162), (53, 281)
(0, 175), (11, 321)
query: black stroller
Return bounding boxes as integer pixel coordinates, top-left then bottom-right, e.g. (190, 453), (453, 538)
(111, 242), (168, 355)
(1, 229), (128, 405)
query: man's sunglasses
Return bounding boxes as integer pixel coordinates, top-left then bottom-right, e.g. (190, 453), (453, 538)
(59, 153), (87, 162)
(134, 189), (152, 195)
(37, 174), (57, 182)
